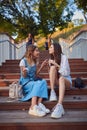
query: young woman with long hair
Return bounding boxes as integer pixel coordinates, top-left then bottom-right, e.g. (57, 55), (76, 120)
(19, 45), (50, 117)
(49, 42), (72, 119)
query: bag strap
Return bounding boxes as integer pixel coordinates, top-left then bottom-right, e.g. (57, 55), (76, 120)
(22, 80), (30, 87)
(23, 58), (28, 67)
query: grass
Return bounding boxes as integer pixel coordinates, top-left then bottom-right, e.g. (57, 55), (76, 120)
(37, 24), (84, 48)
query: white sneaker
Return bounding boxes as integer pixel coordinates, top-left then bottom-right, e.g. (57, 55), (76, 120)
(28, 105), (46, 117)
(51, 104), (65, 118)
(38, 103), (50, 114)
(49, 90), (57, 101)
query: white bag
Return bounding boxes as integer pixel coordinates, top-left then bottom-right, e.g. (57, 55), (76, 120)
(9, 81), (23, 99)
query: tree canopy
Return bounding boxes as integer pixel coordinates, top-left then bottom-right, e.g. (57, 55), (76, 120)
(38, 0), (69, 36)
(0, 0), (73, 41)
(0, 15), (16, 35)
(74, 0), (87, 23)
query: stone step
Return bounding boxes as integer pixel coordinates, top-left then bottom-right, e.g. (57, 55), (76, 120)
(0, 72), (87, 79)
(0, 68), (87, 73)
(0, 86), (87, 97)
(2, 60), (87, 67)
(0, 95), (87, 110)
(0, 57), (87, 130)
(2, 62), (87, 67)
(1, 58), (85, 66)
(1, 64), (87, 70)
(0, 78), (87, 87)
(0, 109), (87, 130)
(4, 58), (84, 62)
(0, 73), (20, 79)
(39, 73), (87, 78)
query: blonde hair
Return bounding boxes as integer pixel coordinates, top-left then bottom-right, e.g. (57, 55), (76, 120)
(25, 45), (37, 63)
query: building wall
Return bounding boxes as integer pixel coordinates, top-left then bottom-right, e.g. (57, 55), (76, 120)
(59, 31), (87, 61)
(16, 42), (26, 59)
(0, 33), (26, 65)
(69, 31), (87, 60)
(59, 39), (70, 58)
(0, 31), (87, 65)
(0, 33), (17, 65)
(0, 33), (10, 41)
(70, 31), (87, 45)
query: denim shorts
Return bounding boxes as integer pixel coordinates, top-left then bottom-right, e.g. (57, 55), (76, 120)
(62, 75), (72, 85)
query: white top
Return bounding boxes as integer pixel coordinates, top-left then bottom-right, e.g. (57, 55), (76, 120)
(58, 54), (70, 76)
(20, 55), (70, 77)
(19, 59), (25, 66)
(19, 58), (36, 67)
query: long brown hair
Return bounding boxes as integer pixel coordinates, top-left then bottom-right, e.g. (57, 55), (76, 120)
(25, 45), (37, 63)
(50, 43), (62, 65)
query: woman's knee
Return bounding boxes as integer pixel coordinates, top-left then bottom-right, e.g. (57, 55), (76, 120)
(59, 76), (65, 83)
(59, 76), (71, 89)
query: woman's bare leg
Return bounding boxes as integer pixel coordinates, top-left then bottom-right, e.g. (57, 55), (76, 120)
(51, 76), (72, 118)
(38, 98), (43, 104)
(58, 76), (71, 104)
(49, 65), (71, 104)
(49, 66), (57, 90)
(31, 96), (37, 109)
(49, 66), (58, 101)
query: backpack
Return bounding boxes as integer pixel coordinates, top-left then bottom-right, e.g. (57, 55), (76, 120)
(74, 77), (85, 89)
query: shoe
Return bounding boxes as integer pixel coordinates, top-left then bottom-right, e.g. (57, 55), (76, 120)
(49, 90), (57, 101)
(38, 103), (50, 114)
(28, 105), (46, 117)
(51, 104), (65, 118)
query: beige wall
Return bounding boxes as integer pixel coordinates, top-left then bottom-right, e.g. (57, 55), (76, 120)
(69, 37), (87, 60)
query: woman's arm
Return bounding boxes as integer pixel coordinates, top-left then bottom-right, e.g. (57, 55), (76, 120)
(36, 59), (48, 75)
(19, 59), (28, 77)
(20, 66), (28, 77)
(58, 55), (70, 76)
(49, 59), (60, 68)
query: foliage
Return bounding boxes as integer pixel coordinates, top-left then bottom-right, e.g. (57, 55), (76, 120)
(0, 0), (38, 41)
(37, 23), (83, 47)
(38, 0), (70, 36)
(55, 25), (83, 40)
(74, 0), (87, 23)
(0, 15), (16, 35)
(74, 0), (87, 11)
(0, 0), (73, 41)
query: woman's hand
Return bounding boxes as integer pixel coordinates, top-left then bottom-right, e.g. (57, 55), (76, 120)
(41, 59), (48, 68)
(49, 59), (60, 68)
(36, 59), (48, 75)
(49, 59), (55, 65)
(21, 67), (28, 77)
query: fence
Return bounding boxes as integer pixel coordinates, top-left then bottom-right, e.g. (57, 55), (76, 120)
(0, 40), (26, 65)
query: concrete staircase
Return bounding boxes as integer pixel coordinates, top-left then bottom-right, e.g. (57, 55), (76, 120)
(0, 50), (87, 130)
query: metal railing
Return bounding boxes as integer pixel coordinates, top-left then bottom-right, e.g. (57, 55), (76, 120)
(0, 40), (26, 65)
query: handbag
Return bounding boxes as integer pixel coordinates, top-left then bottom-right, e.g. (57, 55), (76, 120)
(74, 77), (85, 89)
(9, 81), (23, 99)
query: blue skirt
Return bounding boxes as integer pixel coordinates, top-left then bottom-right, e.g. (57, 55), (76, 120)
(20, 79), (48, 101)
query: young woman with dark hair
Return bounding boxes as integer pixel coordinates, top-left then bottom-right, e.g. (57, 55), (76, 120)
(49, 43), (72, 118)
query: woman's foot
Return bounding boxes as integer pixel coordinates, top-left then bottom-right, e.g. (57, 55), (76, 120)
(28, 105), (46, 117)
(49, 90), (57, 101)
(38, 103), (50, 114)
(51, 104), (65, 118)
